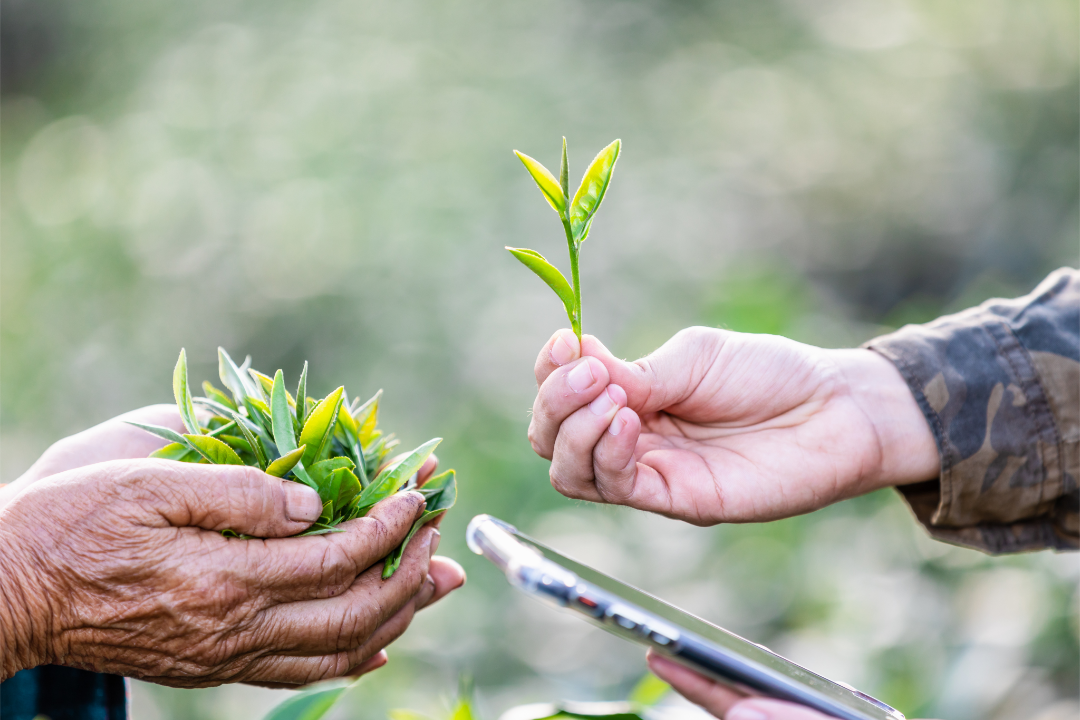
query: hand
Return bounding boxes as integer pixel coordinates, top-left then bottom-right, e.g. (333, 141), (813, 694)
(647, 651), (934, 720)
(1, 404), (186, 508)
(529, 328), (939, 525)
(0, 459), (465, 687)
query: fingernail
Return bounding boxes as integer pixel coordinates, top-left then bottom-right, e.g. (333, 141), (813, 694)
(609, 411), (627, 435)
(589, 387), (616, 416)
(550, 334), (577, 365)
(284, 483), (323, 522)
(727, 707), (769, 720)
(417, 575), (437, 608)
(567, 359), (595, 393)
(429, 529), (441, 557)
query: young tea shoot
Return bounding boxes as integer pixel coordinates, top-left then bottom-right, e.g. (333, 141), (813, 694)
(507, 137), (621, 343)
(131, 348), (457, 578)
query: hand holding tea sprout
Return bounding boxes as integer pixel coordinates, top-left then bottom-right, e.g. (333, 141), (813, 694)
(0, 406), (465, 686)
(528, 327), (939, 525)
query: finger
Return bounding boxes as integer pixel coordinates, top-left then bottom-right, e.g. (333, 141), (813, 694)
(120, 460), (325, 537)
(240, 650), (388, 689)
(647, 650), (744, 715)
(549, 385), (627, 500)
(534, 328), (581, 387)
(415, 454), (439, 486)
(420, 555), (466, 609)
(243, 491), (427, 603)
(726, 699), (841, 720)
(529, 355), (610, 460)
(255, 526), (436, 654)
(591, 406), (642, 505)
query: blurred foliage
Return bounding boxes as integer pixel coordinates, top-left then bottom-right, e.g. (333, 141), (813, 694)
(1, 0), (1076, 719)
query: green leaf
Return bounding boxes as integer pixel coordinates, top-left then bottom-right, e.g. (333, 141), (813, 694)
(244, 397), (274, 434)
(231, 411), (269, 469)
(261, 680), (351, 720)
(514, 150), (566, 214)
(331, 467), (362, 510)
(296, 523), (345, 536)
(271, 370), (297, 454)
(202, 381), (237, 412)
(218, 347), (259, 404)
(308, 456), (355, 486)
(569, 139), (621, 243)
(627, 673), (670, 706)
(218, 434), (252, 455)
(353, 437), (441, 516)
(559, 136), (569, 203)
(448, 697), (477, 720)
(353, 389), (382, 445)
(295, 361), (309, 425)
(248, 369), (277, 400)
(382, 470), (456, 578)
(149, 442), (200, 462)
(266, 445), (307, 478)
(127, 421), (191, 447)
(506, 247), (576, 324)
(173, 349), (202, 436)
(298, 386), (344, 468)
(184, 434), (245, 465)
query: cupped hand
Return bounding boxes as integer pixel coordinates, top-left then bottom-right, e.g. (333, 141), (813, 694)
(0, 459), (465, 687)
(529, 328), (938, 525)
(647, 651), (934, 720)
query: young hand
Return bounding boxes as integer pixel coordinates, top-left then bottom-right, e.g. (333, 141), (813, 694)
(529, 328), (939, 525)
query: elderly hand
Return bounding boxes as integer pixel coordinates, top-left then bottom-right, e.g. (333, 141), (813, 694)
(647, 652), (933, 720)
(528, 328), (939, 525)
(0, 410), (465, 687)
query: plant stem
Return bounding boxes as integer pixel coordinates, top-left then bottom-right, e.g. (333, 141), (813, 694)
(561, 216), (582, 342)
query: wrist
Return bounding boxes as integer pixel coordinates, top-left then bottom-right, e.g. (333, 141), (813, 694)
(831, 348), (940, 489)
(0, 505), (58, 678)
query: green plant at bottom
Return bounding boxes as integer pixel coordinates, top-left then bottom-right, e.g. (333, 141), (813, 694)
(130, 347), (456, 578)
(507, 137), (621, 343)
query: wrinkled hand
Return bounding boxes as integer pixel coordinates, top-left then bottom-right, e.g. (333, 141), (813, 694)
(0, 458), (465, 687)
(647, 652), (934, 720)
(529, 328), (938, 525)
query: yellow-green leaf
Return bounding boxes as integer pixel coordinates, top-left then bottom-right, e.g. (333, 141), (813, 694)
(506, 247), (576, 326)
(299, 386), (344, 468)
(353, 389), (382, 445)
(184, 434), (244, 465)
(569, 139), (621, 242)
(149, 442), (199, 462)
(173, 349), (202, 435)
(266, 445), (306, 477)
(271, 369), (297, 454)
(514, 150), (566, 214)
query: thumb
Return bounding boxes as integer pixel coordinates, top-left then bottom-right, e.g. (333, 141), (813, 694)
(125, 459), (324, 537)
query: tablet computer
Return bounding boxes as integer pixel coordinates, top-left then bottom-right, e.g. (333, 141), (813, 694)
(467, 514), (904, 720)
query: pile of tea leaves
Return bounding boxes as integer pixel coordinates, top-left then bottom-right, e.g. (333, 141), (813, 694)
(130, 348), (456, 578)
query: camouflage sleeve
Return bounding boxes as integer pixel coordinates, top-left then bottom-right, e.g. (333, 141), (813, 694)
(865, 267), (1079, 554)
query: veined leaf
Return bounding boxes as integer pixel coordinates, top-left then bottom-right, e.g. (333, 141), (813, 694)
(559, 136), (570, 202)
(353, 437), (441, 516)
(569, 138), (621, 242)
(127, 421), (191, 448)
(295, 361), (309, 425)
(307, 456), (355, 487)
(270, 370), (297, 454)
(173, 349), (202, 436)
(230, 411), (269, 469)
(266, 445), (306, 478)
(514, 150), (566, 214)
(298, 386), (344, 468)
(506, 247), (576, 324)
(202, 381), (236, 412)
(218, 347), (259, 404)
(262, 680), (351, 720)
(219, 434), (253, 455)
(184, 434), (245, 465)
(149, 442), (200, 462)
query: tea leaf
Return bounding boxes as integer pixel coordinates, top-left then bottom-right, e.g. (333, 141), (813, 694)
(266, 445), (307, 478)
(149, 442), (200, 462)
(569, 139), (621, 243)
(248, 369), (276, 400)
(244, 397), (274, 434)
(184, 434), (245, 465)
(202, 381), (237, 412)
(262, 679), (351, 720)
(173, 349), (202, 436)
(382, 469), (456, 578)
(271, 370), (297, 454)
(514, 150), (566, 214)
(295, 361), (309, 425)
(505, 247), (575, 323)
(230, 411), (269, 469)
(353, 389), (382, 445)
(353, 437), (441, 516)
(127, 421), (191, 447)
(559, 136), (569, 202)
(298, 386), (344, 468)
(219, 434), (252, 455)
(307, 456), (355, 489)
(218, 347), (259, 404)
(296, 523), (344, 537)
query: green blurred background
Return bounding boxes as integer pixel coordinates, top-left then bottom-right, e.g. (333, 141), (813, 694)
(1, 0), (1077, 718)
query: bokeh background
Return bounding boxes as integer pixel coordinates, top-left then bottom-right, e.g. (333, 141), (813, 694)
(2, 0), (1077, 718)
